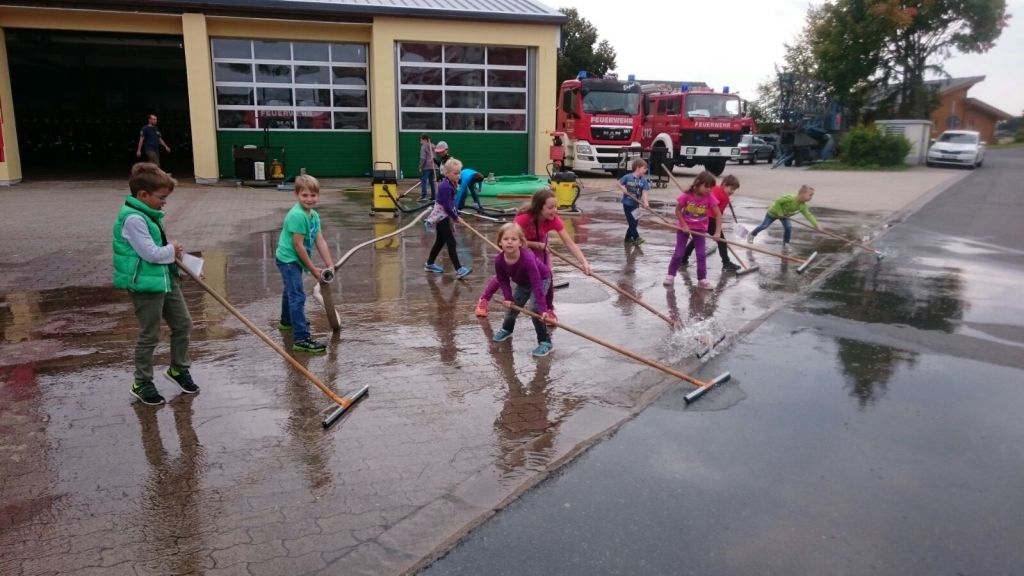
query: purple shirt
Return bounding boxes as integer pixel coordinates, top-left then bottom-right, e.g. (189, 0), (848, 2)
(482, 248), (551, 313)
(436, 178), (459, 220)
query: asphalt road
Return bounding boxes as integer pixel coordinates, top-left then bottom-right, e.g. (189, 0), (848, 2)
(420, 148), (1024, 576)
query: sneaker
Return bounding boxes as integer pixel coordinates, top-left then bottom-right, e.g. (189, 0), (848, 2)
(131, 381), (165, 406)
(475, 300), (489, 317)
(492, 328), (513, 342)
(663, 274), (675, 286)
(424, 263), (444, 274)
(697, 279), (713, 290)
(746, 232), (755, 244)
(278, 321), (292, 330)
(164, 367), (199, 394)
(722, 261), (741, 272)
(782, 244), (792, 253)
(456, 266), (472, 279)
(292, 338), (327, 354)
(532, 342), (554, 357)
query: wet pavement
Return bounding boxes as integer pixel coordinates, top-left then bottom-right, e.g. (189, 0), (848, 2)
(420, 149), (1024, 575)
(0, 160), (986, 575)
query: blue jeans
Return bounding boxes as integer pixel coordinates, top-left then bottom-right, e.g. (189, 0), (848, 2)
(750, 213), (792, 244)
(276, 259), (311, 341)
(501, 279), (552, 344)
(420, 169), (436, 200)
(623, 203), (640, 240)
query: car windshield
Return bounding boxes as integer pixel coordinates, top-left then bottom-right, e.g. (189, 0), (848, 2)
(939, 133), (978, 144)
(581, 90), (641, 115)
(685, 94), (742, 118)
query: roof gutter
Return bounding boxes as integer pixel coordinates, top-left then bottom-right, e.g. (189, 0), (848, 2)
(2, 0), (568, 25)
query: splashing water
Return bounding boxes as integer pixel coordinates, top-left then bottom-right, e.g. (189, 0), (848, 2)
(664, 317), (728, 363)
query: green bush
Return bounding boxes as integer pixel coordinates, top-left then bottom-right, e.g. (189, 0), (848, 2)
(1015, 128), (1024, 143)
(839, 125), (912, 167)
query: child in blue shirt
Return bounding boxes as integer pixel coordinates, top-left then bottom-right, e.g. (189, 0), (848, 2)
(615, 158), (651, 245)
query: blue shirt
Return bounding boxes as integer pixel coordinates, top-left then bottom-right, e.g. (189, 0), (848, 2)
(456, 168), (481, 206)
(619, 173), (650, 207)
(140, 125), (162, 152)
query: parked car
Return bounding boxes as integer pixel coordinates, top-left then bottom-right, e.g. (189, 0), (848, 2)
(926, 130), (986, 169)
(736, 134), (774, 164)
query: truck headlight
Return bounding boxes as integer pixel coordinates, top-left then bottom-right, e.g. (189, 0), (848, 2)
(576, 144), (593, 155)
(731, 148), (740, 156)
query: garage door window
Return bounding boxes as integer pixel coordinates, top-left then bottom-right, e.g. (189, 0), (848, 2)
(398, 43), (527, 132)
(212, 39), (369, 131)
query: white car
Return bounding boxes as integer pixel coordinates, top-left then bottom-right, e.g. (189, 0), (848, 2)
(926, 130), (986, 169)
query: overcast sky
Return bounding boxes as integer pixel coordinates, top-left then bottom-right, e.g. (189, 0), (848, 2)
(552, 0), (1023, 117)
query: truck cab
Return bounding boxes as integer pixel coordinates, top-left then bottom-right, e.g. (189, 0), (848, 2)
(555, 75), (643, 174)
(640, 87), (749, 176)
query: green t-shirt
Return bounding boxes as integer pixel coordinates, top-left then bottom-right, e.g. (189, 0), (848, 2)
(768, 194), (818, 227)
(275, 203), (320, 267)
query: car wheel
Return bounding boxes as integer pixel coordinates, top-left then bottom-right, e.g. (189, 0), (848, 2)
(749, 155), (757, 165)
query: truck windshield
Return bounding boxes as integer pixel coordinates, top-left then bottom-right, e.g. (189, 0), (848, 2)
(685, 94), (742, 118)
(581, 91), (641, 115)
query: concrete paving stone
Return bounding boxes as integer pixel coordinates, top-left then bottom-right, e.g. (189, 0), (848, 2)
(282, 531), (359, 558)
(246, 551), (328, 576)
(209, 540), (289, 569)
(0, 166), (968, 575)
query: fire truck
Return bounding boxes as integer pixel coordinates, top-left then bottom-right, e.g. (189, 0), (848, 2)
(551, 72), (643, 175)
(639, 85), (753, 176)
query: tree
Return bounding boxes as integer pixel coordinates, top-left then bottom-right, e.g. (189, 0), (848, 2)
(753, 5), (831, 129)
(811, 0), (1010, 120)
(753, 5), (830, 131)
(556, 8), (617, 85)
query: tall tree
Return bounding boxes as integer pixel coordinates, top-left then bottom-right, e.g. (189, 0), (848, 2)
(812, 0), (1010, 120)
(556, 8), (617, 84)
(754, 5), (831, 128)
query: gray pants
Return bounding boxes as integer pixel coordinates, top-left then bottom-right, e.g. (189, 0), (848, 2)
(129, 277), (192, 383)
(501, 280), (552, 344)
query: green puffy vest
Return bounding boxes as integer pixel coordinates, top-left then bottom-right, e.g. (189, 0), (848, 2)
(112, 196), (172, 292)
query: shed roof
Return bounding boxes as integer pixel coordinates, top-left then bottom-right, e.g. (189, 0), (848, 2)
(924, 75), (986, 95)
(16, 0), (567, 25)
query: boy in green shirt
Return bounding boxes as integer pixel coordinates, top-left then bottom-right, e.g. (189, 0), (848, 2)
(747, 185), (822, 251)
(275, 174), (336, 353)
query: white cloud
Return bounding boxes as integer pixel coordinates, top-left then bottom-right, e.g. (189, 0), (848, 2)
(551, 0), (1023, 116)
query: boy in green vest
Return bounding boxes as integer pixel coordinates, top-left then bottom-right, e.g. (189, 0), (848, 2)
(112, 163), (197, 406)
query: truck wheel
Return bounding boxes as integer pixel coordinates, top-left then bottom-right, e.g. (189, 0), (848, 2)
(706, 160), (726, 176)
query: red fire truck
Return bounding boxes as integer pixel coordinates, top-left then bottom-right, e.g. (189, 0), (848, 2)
(639, 85), (753, 176)
(551, 73), (643, 175)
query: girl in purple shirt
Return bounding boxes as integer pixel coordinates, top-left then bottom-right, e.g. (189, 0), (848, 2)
(666, 171), (722, 290)
(480, 223), (556, 357)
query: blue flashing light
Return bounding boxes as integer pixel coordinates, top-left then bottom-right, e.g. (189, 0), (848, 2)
(577, 70), (588, 80)
(723, 86), (730, 94)
(627, 74), (636, 82)
(680, 83), (689, 92)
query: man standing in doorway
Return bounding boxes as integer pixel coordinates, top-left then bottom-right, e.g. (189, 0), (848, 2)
(136, 114), (171, 167)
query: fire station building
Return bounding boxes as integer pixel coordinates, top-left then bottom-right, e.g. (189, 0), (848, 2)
(0, 0), (564, 185)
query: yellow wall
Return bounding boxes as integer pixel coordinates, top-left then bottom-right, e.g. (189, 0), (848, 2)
(369, 16), (559, 175)
(0, 27), (21, 184)
(0, 6), (559, 182)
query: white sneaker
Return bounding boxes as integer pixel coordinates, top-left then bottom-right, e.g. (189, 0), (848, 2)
(663, 274), (674, 286)
(697, 279), (713, 290)
(782, 244), (792, 253)
(746, 232), (755, 244)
